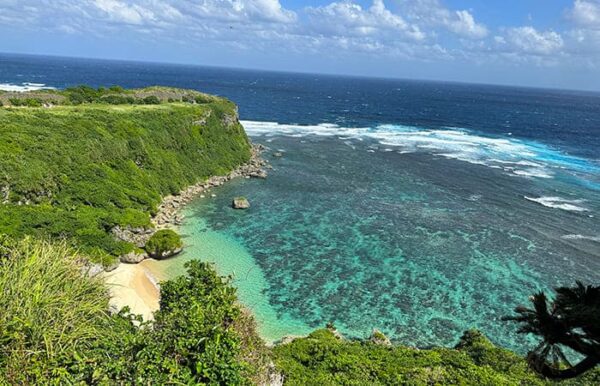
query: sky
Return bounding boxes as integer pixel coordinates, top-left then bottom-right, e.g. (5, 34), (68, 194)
(1, 0), (600, 90)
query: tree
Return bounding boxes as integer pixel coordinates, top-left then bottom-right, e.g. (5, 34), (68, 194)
(505, 282), (600, 379)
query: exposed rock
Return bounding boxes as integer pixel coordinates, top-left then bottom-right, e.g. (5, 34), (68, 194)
(148, 143), (267, 228)
(104, 261), (120, 272)
(249, 169), (267, 179)
(82, 263), (104, 277)
(232, 197), (250, 209)
(119, 251), (147, 264)
(273, 152), (283, 157)
(149, 247), (182, 260)
(277, 335), (302, 345)
(369, 329), (392, 346)
(222, 113), (238, 127)
(111, 225), (153, 248)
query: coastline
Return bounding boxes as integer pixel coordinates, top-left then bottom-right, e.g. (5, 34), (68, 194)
(153, 143), (269, 229)
(105, 142), (269, 320)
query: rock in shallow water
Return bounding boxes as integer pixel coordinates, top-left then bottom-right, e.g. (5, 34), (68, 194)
(232, 197), (250, 209)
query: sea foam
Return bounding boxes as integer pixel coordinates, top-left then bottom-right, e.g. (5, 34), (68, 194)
(241, 120), (596, 181)
(0, 82), (55, 92)
(524, 196), (589, 212)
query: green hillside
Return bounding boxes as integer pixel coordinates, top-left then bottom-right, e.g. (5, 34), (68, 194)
(0, 88), (251, 265)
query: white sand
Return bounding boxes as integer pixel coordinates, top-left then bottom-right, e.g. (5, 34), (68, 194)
(103, 261), (160, 321)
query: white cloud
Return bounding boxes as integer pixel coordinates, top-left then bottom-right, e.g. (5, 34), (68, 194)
(448, 10), (488, 39)
(306, 0), (425, 41)
(185, 0), (296, 23)
(93, 0), (153, 25)
(399, 0), (488, 39)
(568, 0), (600, 28)
(501, 26), (564, 56)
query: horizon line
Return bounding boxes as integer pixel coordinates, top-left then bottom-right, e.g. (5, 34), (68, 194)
(2, 50), (600, 96)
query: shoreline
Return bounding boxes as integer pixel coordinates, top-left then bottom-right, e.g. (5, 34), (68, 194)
(105, 142), (269, 320)
(153, 143), (269, 229)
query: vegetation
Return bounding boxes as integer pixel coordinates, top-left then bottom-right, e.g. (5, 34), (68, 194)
(0, 88), (251, 265)
(0, 237), (268, 384)
(505, 282), (600, 379)
(145, 229), (182, 258)
(1, 86), (597, 384)
(0, 237), (120, 383)
(273, 328), (600, 385)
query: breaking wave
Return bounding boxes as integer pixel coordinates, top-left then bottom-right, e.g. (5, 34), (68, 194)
(524, 196), (589, 212)
(241, 120), (599, 182)
(0, 82), (55, 92)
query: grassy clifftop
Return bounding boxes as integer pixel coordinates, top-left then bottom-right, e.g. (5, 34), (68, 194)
(0, 87), (251, 264)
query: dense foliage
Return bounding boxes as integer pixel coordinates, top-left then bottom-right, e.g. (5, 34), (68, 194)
(0, 91), (251, 265)
(0, 238), (267, 384)
(506, 282), (600, 379)
(145, 229), (183, 258)
(273, 328), (600, 385)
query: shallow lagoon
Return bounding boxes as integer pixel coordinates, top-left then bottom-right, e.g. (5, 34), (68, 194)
(158, 128), (600, 352)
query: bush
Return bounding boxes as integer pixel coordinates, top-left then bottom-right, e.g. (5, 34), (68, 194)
(108, 85), (125, 93)
(142, 95), (161, 105)
(195, 95), (212, 104)
(100, 95), (135, 105)
(145, 229), (182, 258)
(273, 329), (549, 385)
(127, 260), (249, 384)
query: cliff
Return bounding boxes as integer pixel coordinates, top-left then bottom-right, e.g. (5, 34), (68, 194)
(0, 87), (252, 265)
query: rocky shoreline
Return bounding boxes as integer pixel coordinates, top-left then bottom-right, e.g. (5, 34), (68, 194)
(153, 143), (269, 229)
(109, 143), (269, 266)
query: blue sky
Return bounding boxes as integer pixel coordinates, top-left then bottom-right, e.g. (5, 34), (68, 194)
(1, 0), (600, 90)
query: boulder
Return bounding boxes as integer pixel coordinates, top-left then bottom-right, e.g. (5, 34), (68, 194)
(249, 169), (267, 179)
(104, 261), (120, 272)
(119, 251), (147, 264)
(369, 329), (392, 346)
(82, 263), (104, 277)
(232, 197), (250, 209)
(150, 247), (182, 260)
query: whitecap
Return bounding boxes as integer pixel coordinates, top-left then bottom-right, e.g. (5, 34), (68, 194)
(524, 196), (589, 212)
(0, 82), (55, 92)
(240, 120), (598, 182)
(561, 234), (600, 242)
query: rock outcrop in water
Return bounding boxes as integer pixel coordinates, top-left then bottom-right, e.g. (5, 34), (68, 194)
(152, 144), (267, 229)
(233, 197), (250, 209)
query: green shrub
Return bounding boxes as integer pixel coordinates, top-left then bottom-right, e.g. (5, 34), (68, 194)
(108, 85), (125, 93)
(142, 95), (161, 105)
(127, 260), (249, 384)
(195, 95), (212, 104)
(25, 98), (42, 107)
(273, 328), (548, 385)
(145, 229), (182, 258)
(100, 94), (135, 104)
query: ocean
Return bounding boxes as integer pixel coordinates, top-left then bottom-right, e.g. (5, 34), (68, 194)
(2, 53), (599, 352)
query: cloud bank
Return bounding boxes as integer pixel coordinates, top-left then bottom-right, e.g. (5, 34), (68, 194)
(1, 0), (599, 78)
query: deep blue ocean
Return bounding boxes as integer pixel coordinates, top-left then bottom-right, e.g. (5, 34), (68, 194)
(2, 53), (599, 351)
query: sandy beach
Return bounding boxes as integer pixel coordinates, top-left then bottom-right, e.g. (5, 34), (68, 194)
(103, 261), (161, 320)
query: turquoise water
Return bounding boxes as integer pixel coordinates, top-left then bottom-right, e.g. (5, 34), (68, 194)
(166, 131), (600, 352)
